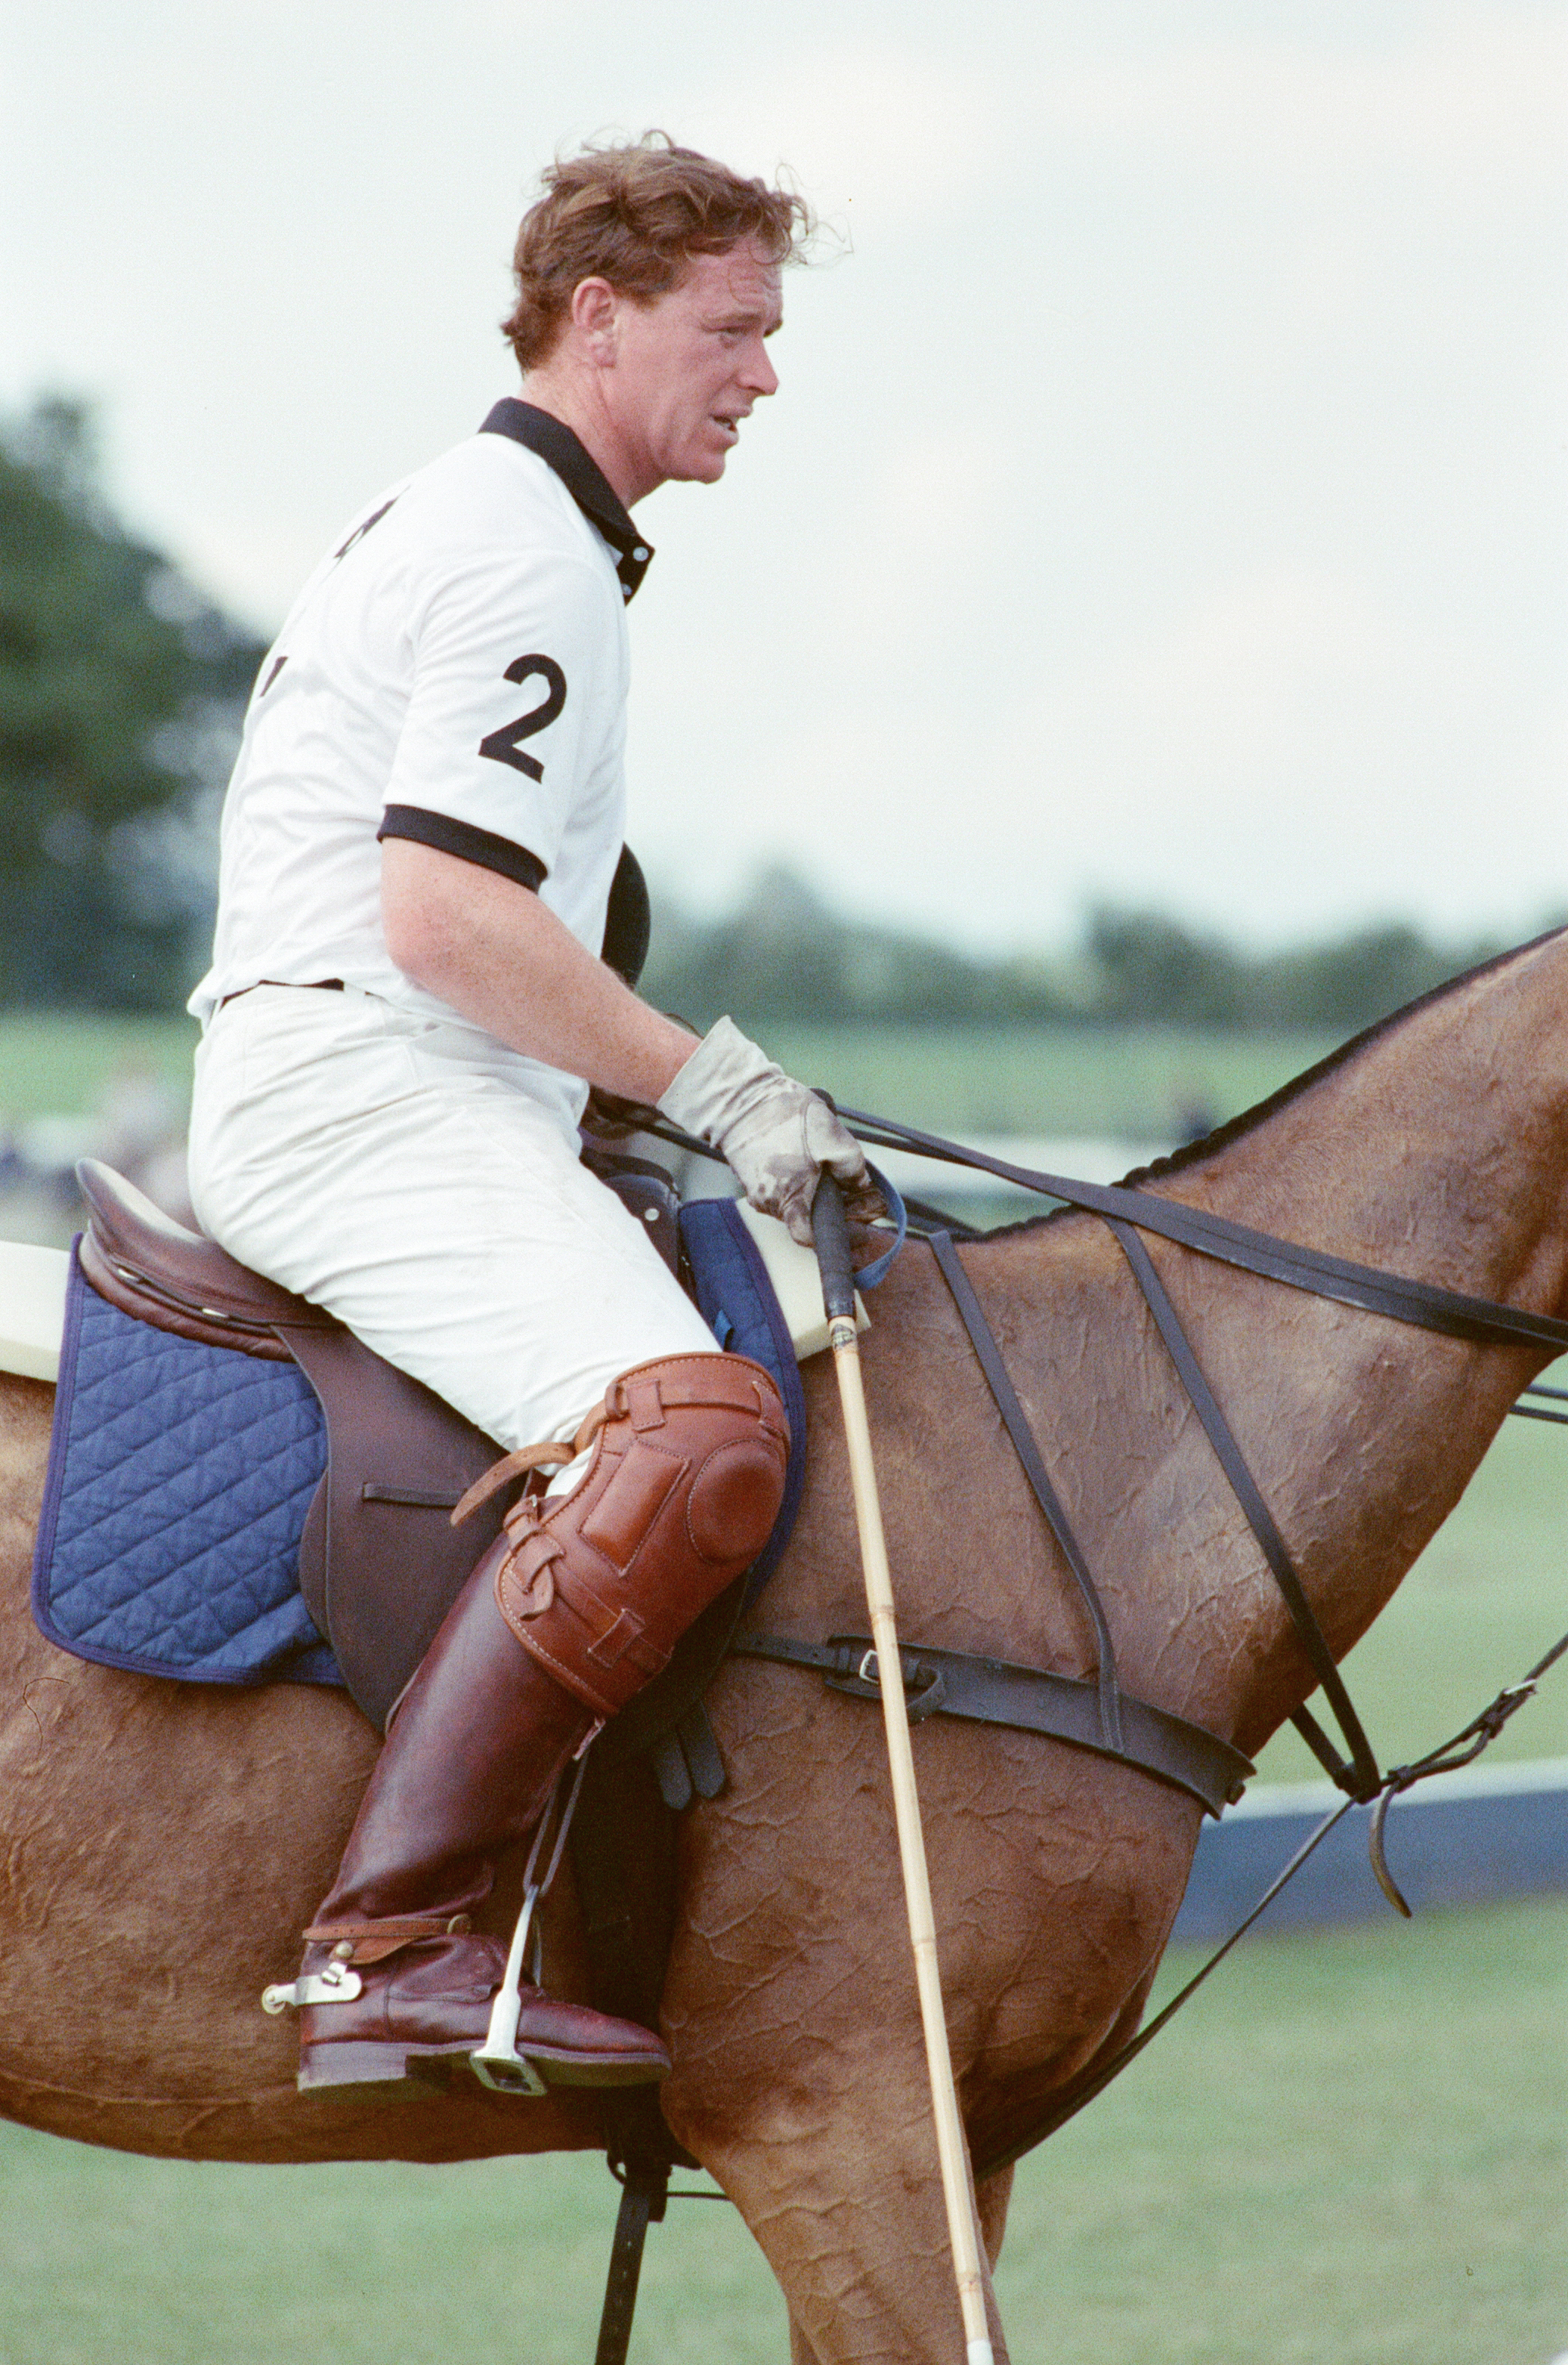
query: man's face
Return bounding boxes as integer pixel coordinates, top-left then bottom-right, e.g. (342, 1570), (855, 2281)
(602, 240), (782, 496)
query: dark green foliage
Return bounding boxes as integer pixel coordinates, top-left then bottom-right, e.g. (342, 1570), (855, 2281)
(1087, 906), (1248, 1027)
(0, 399), (266, 1009)
(1257, 922), (1504, 1034)
(644, 865), (1078, 1031)
(1085, 905), (1526, 1034)
(645, 872), (1546, 1041)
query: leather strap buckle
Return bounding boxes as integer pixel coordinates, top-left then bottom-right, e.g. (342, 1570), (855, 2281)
(624, 1377), (666, 1433)
(499, 1532), (564, 1618)
(827, 1645), (948, 1724)
(586, 1606), (660, 1673)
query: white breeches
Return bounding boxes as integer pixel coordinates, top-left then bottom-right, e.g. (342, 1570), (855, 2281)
(187, 985), (719, 1456)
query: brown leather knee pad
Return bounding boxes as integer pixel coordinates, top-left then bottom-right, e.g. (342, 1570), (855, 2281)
(491, 1352), (790, 1719)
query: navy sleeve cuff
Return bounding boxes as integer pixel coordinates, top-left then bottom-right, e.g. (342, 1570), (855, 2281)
(378, 805), (546, 892)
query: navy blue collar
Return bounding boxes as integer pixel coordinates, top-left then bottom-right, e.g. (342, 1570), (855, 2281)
(478, 399), (653, 603)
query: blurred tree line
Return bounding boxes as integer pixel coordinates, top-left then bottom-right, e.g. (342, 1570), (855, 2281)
(644, 869), (1536, 1040)
(0, 398), (264, 1009)
(2, 396), (1545, 1037)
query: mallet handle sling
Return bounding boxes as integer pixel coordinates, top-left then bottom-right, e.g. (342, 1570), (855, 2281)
(813, 1176), (997, 2365)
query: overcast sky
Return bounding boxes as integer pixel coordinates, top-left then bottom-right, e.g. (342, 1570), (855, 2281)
(3, 2), (1565, 951)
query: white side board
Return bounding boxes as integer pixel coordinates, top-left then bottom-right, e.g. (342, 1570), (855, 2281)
(0, 1213), (857, 1390)
(0, 1241), (69, 1384)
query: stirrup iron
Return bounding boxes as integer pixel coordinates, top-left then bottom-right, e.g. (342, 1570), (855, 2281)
(470, 1755), (589, 2094)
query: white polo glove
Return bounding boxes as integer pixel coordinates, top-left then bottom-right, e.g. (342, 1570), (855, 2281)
(658, 1016), (885, 1247)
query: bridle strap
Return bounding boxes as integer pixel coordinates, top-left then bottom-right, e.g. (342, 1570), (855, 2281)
(851, 1099), (1568, 1800)
(929, 1220), (1381, 1805)
(1103, 1217), (1381, 1799)
(927, 1231), (1124, 1752)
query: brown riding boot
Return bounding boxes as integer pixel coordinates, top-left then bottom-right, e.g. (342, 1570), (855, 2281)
(282, 1351), (789, 2099)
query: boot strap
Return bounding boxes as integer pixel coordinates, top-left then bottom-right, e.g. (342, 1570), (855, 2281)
(450, 1439), (580, 1527)
(602, 1361), (781, 1428)
(452, 1356), (783, 1530)
(496, 1527), (673, 1678)
(304, 1909), (473, 1963)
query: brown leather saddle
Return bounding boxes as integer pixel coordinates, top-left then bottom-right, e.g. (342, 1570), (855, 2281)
(74, 1156), (683, 1730)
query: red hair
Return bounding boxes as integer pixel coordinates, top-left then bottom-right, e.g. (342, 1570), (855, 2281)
(502, 132), (811, 370)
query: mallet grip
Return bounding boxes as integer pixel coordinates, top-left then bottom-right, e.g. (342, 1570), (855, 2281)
(812, 1170), (857, 1322)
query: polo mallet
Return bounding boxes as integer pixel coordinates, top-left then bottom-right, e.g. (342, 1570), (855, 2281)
(812, 1172), (997, 2365)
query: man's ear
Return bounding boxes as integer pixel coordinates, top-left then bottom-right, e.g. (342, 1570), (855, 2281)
(570, 277), (620, 363)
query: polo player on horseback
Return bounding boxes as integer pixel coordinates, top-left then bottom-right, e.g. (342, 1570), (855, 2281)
(184, 134), (881, 2098)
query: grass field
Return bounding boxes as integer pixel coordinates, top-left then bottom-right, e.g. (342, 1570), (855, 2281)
(0, 1011), (1341, 1136)
(0, 1012), (200, 1121)
(0, 1897), (1559, 2365)
(764, 1020), (1342, 1142)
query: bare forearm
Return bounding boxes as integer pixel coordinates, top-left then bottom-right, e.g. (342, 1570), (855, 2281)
(381, 839), (695, 1102)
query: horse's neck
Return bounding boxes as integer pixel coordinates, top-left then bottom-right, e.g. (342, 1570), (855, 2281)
(1174, 934), (1568, 1314)
(989, 933), (1568, 1754)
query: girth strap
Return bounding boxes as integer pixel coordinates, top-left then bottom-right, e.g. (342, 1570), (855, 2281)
(731, 1631), (1251, 1817)
(927, 1230), (1124, 1753)
(1104, 1217), (1382, 1801)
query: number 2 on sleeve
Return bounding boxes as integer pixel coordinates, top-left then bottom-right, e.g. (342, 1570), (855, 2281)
(478, 654), (567, 781)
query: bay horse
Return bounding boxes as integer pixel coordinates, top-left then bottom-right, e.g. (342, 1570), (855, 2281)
(1, 929), (1565, 2363)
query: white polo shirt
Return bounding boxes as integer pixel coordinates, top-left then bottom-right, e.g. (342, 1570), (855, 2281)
(188, 401), (655, 1135)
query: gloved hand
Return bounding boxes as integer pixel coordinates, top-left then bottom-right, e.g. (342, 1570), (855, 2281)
(658, 1017), (886, 1246)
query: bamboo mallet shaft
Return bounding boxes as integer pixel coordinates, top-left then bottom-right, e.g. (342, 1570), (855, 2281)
(812, 1177), (997, 2365)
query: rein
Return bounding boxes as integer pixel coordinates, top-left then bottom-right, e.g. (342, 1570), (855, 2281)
(842, 1103), (1568, 1356)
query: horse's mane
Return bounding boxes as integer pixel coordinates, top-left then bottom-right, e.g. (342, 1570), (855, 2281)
(985, 923), (1566, 1242)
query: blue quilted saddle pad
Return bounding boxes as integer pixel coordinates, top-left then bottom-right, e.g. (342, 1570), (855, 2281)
(32, 1247), (340, 1687)
(30, 1205), (806, 1691)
